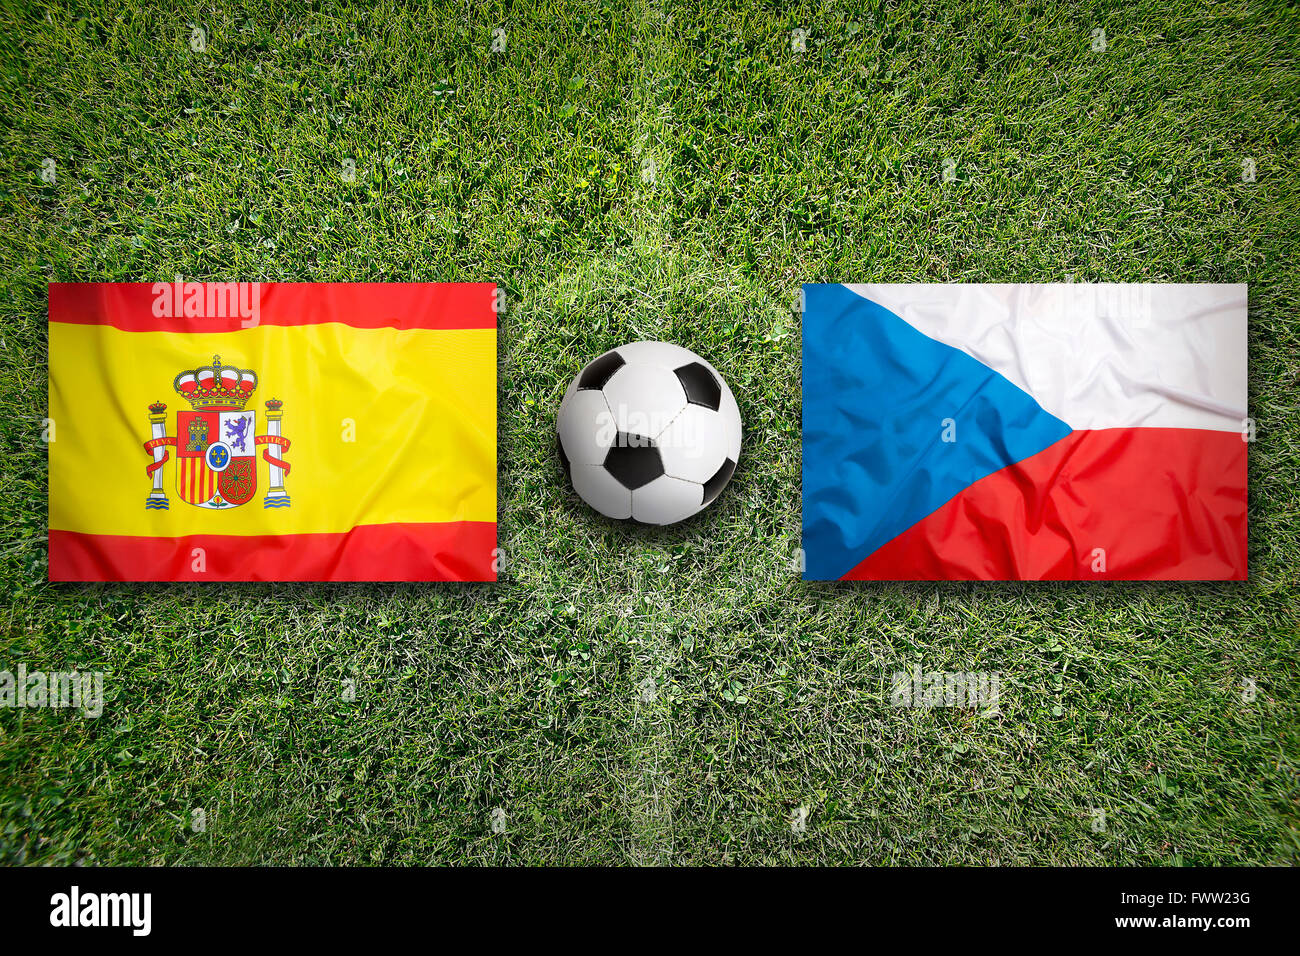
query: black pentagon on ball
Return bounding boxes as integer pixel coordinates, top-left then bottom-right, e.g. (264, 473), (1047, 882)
(673, 362), (722, 411)
(603, 433), (663, 490)
(702, 457), (736, 505)
(577, 350), (625, 390)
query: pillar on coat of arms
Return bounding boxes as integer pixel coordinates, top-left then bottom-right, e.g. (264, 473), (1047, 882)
(263, 398), (290, 508)
(146, 402), (170, 510)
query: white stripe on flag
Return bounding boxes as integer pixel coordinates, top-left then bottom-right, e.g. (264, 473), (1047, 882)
(844, 283), (1247, 432)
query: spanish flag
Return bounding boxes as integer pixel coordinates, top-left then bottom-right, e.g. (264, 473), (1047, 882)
(48, 282), (497, 581)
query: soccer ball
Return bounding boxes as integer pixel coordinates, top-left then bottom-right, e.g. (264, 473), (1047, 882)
(557, 341), (742, 525)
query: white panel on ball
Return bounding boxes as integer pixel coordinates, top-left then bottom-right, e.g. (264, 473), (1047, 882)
(657, 404), (729, 483)
(558, 390), (615, 466)
(720, 385), (742, 464)
(601, 364), (688, 438)
(570, 464), (633, 520)
(632, 475), (704, 525)
(614, 340), (700, 369)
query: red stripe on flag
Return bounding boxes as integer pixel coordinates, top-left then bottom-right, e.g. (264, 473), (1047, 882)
(841, 428), (1247, 581)
(49, 283), (497, 332)
(48, 522), (497, 582)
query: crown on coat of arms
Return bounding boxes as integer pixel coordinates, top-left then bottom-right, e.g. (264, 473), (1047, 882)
(173, 355), (258, 411)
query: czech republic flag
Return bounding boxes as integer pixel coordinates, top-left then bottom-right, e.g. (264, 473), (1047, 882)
(802, 284), (1248, 580)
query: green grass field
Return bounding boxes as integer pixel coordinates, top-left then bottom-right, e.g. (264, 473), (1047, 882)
(2, 0), (1298, 865)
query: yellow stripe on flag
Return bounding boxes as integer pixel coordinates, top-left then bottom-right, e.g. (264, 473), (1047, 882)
(50, 322), (496, 536)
